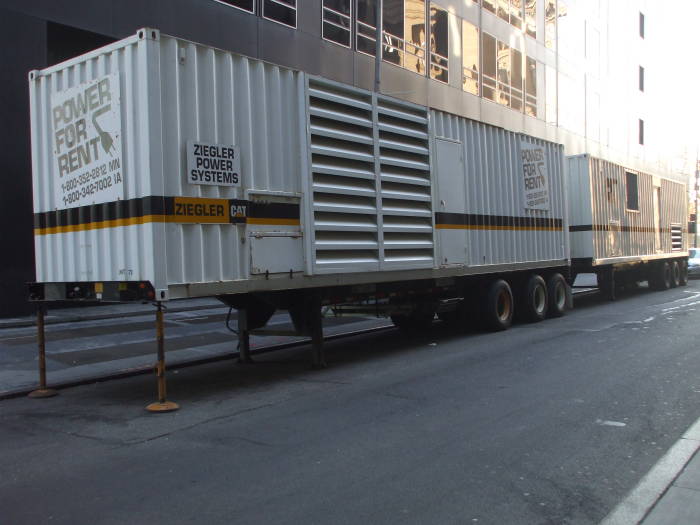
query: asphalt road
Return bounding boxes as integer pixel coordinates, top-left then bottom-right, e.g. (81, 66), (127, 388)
(2, 282), (700, 524)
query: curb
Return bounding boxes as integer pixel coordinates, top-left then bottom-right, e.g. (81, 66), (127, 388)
(599, 417), (700, 524)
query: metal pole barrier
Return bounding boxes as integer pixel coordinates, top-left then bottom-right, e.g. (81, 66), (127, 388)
(146, 302), (179, 413)
(28, 305), (57, 398)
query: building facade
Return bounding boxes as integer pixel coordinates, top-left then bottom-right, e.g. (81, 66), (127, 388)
(0, 0), (668, 316)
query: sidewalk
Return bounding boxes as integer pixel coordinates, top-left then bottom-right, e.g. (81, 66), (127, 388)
(600, 419), (700, 525)
(0, 297), (224, 329)
(0, 298), (392, 398)
(640, 422), (700, 525)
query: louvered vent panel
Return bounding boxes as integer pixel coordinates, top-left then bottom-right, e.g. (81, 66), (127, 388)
(671, 224), (683, 251)
(308, 78), (379, 269)
(377, 96), (433, 266)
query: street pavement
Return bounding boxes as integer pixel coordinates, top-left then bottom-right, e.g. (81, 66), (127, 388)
(0, 279), (700, 523)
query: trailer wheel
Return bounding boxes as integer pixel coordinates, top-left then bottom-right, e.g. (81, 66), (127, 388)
(482, 280), (514, 332)
(547, 273), (568, 318)
(671, 261), (681, 288)
(520, 274), (548, 323)
(679, 260), (689, 286)
(650, 261), (672, 290)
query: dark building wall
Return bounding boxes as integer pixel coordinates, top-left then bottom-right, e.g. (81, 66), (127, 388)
(0, 9), (46, 317)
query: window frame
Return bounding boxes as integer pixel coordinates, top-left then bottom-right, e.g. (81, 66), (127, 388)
(322, 0), (353, 48)
(524, 56), (537, 117)
(356, 0), (378, 57)
(263, 0), (297, 29)
(524, 0), (536, 38)
(462, 19), (480, 96)
(481, 32), (498, 102)
(214, 0), (256, 14)
(429, 3), (449, 84)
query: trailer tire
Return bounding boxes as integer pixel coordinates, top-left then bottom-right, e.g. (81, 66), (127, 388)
(482, 280), (514, 332)
(679, 260), (689, 286)
(671, 261), (681, 288)
(650, 261), (672, 290)
(547, 273), (568, 318)
(520, 274), (548, 323)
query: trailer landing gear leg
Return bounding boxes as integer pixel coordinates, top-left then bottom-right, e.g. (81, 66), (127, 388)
(28, 305), (58, 399)
(310, 294), (326, 370)
(238, 307), (254, 364)
(146, 302), (179, 413)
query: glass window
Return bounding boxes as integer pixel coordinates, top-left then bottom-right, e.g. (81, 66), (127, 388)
(626, 172), (639, 210)
(383, 0), (405, 66)
(404, 0), (426, 75)
(323, 0), (351, 47)
(639, 65), (644, 92)
(510, 48), (523, 111)
(496, 40), (511, 107)
(545, 64), (556, 124)
(497, 0), (509, 22)
(483, 0), (496, 15)
(639, 119), (644, 145)
(525, 56), (537, 117)
(263, 0), (296, 28)
(357, 0), (378, 56)
(462, 20), (479, 95)
(639, 12), (645, 38)
(525, 0), (536, 38)
(510, 0), (523, 30)
(217, 0), (255, 12)
(429, 5), (448, 83)
(482, 32), (497, 101)
(545, 0), (556, 49)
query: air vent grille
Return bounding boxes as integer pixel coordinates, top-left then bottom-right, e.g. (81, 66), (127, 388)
(671, 223), (683, 251)
(306, 78), (434, 272)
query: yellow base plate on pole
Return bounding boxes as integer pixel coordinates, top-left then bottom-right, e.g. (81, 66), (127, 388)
(28, 388), (58, 398)
(145, 401), (180, 413)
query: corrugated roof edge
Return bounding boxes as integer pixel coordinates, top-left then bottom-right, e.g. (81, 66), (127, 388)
(28, 28), (159, 82)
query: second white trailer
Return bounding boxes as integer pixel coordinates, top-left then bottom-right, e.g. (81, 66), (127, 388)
(567, 154), (688, 297)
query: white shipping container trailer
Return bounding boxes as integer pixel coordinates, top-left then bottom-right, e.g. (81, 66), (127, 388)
(29, 27), (571, 361)
(567, 154), (688, 298)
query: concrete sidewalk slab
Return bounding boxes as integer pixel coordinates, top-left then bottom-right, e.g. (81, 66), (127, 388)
(0, 297), (224, 329)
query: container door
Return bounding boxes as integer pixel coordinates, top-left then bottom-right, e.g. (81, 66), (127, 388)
(606, 178), (621, 257)
(435, 139), (466, 266)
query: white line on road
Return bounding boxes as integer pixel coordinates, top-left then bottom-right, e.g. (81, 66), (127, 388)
(596, 419), (627, 427)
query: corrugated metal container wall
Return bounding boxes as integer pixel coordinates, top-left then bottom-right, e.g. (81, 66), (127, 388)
(31, 31), (164, 288)
(31, 30), (305, 295)
(568, 155), (687, 263)
(158, 35), (303, 285)
(31, 29), (572, 301)
(430, 110), (568, 268)
(566, 155), (594, 261)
